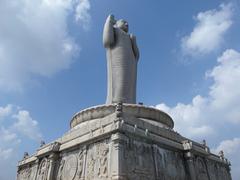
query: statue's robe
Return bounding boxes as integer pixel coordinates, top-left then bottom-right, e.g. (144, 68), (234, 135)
(103, 22), (138, 104)
(106, 28), (137, 104)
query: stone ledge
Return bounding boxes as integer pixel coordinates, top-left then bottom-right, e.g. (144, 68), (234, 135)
(18, 155), (37, 167)
(17, 110), (230, 170)
(70, 104), (174, 129)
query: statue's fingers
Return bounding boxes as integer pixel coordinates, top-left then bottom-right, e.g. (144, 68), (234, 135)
(109, 14), (114, 19)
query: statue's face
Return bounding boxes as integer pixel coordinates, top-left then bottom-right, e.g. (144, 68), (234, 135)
(116, 19), (129, 33)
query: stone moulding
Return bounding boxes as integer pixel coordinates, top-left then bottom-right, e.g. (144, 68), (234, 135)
(70, 103), (174, 129)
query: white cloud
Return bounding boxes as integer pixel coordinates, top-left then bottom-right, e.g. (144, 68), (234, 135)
(0, 104), (42, 180)
(0, 127), (20, 180)
(0, 0), (91, 92)
(0, 127), (20, 160)
(13, 110), (42, 141)
(0, 105), (42, 160)
(157, 49), (240, 138)
(213, 138), (240, 156)
(181, 3), (233, 56)
(0, 127), (18, 143)
(208, 49), (240, 124)
(0, 104), (12, 119)
(0, 148), (13, 160)
(212, 138), (240, 180)
(156, 95), (213, 139)
(75, 0), (91, 30)
(156, 49), (240, 179)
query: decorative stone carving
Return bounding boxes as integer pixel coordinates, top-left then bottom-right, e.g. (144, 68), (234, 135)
(70, 104), (174, 129)
(17, 167), (31, 180)
(40, 140), (46, 147)
(57, 159), (65, 180)
(218, 165), (231, 180)
(37, 158), (50, 180)
(86, 151), (95, 180)
(76, 148), (86, 179)
(49, 141), (60, 152)
(116, 102), (123, 118)
(182, 140), (193, 150)
(195, 157), (208, 180)
(62, 154), (78, 180)
(202, 139), (206, 146)
(23, 152), (29, 159)
(153, 145), (186, 180)
(207, 161), (219, 180)
(85, 140), (109, 180)
(29, 165), (38, 180)
(124, 140), (155, 179)
(97, 143), (109, 178)
(153, 145), (166, 179)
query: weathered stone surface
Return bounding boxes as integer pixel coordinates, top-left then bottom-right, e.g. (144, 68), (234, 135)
(36, 158), (50, 180)
(17, 164), (37, 180)
(61, 154), (78, 180)
(70, 104), (174, 129)
(153, 145), (187, 180)
(17, 105), (232, 180)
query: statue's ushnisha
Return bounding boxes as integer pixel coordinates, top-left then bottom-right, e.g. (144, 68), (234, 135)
(103, 14), (139, 104)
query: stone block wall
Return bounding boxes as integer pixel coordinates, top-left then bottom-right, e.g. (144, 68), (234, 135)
(17, 133), (231, 180)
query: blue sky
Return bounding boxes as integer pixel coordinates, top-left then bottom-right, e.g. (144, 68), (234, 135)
(0, 0), (240, 179)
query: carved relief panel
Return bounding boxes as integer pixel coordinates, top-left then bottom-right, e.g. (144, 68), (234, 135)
(153, 145), (186, 180)
(124, 140), (155, 180)
(17, 167), (31, 180)
(85, 140), (110, 180)
(57, 147), (86, 180)
(62, 154), (78, 180)
(29, 165), (38, 180)
(37, 158), (50, 180)
(77, 148), (85, 178)
(17, 163), (38, 180)
(206, 160), (219, 180)
(195, 157), (209, 180)
(218, 165), (231, 180)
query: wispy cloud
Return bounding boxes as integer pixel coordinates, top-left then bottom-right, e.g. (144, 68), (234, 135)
(13, 110), (42, 141)
(0, 104), (12, 119)
(75, 0), (91, 30)
(0, 104), (42, 180)
(0, 148), (13, 160)
(0, 0), (91, 92)
(212, 138), (240, 179)
(0, 127), (20, 160)
(181, 3), (233, 56)
(0, 105), (42, 159)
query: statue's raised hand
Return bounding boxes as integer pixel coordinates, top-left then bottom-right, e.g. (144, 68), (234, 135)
(107, 14), (116, 24)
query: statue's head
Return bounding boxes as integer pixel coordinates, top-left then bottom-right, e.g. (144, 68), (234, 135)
(115, 19), (129, 33)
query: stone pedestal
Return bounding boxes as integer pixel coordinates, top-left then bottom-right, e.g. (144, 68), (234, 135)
(17, 104), (232, 180)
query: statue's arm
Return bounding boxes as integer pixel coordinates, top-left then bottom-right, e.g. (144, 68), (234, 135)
(130, 34), (140, 60)
(103, 15), (115, 48)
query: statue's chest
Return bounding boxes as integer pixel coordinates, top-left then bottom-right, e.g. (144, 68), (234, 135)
(114, 29), (131, 47)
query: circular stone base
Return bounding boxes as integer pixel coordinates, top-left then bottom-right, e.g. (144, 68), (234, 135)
(70, 104), (174, 129)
